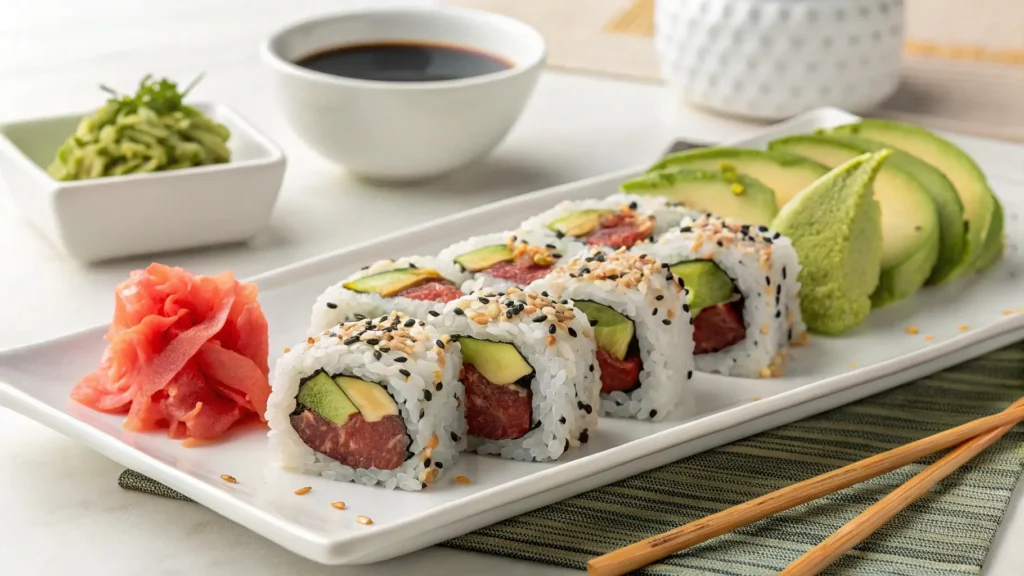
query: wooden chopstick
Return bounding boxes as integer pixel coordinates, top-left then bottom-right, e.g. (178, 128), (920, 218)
(779, 397), (1024, 576)
(587, 401), (1024, 576)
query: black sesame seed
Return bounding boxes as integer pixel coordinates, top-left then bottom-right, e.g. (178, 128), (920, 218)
(394, 356), (407, 363)
(677, 277), (685, 288)
(436, 462), (443, 469)
(680, 226), (692, 233)
(629, 201), (638, 210)
(589, 364), (595, 372)
(546, 243), (557, 249)
(419, 408), (425, 419)
(561, 299), (569, 305)
(636, 254), (645, 260)
(559, 416), (567, 424)
(428, 310), (440, 317)
(436, 382), (443, 391)
(365, 338), (380, 345)
(453, 308), (465, 316)
(533, 315), (546, 323)
(421, 482), (427, 489)
(665, 273), (674, 282)
(716, 241), (724, 247)
(568, 327), (578, 337)
(423, 388), (431, 400)
(409, 263), (418, 268)
(553, 253), (563, 259)
(404, 318), (416, 327)
(556, 231), (566, 239)
(687, 370), (693, 379)
(758, 225), (769, 233)
(541, 291), (549, 297)
(683, 303), (690, 313)
(584, 256), (594, 263)
(773, 232), (781, 240)
(577, 401), (585, 410)
(564, 439), (570, 452)
(649, 409), (658, 418)
(374, 350), (383, 361)
(581, 267), (591, 275)
(354, 314), (366, 321)
(424, 458), (432, 468)
(506, 309), (515, 319)
(764, 237), (773, 245)
(343, 336), (359, 345)
(478, 296), (490, 304)
(655, 294), (664, 301)
(436, 339), (445, 349)
(451, 432), (459, 442)
(549, 324), (557, 334)
(775, 310), (782, 318)
(690, 317), (695, 325)
(765, 276), (771, 286)
(326, 302), (338, 309)
(379, 347), (390, 353)
(652, 308), (659, 316)
(589, 318), (599, 327)
(782, 267), (788, 280)
(788, 328), (793, 341)
(583, 404), (592, 414)
(661, 262), (670, 269)
(662, 319), (672, 325)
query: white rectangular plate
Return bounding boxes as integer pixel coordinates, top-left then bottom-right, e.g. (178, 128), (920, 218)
(2, 108), (1022, 565)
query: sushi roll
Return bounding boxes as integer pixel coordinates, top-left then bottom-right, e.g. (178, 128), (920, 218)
(267, 312), (464, 491)
(518, 193), (696, 250)
(530, 247), (695, 421)
(437, 229), (585, 293)
(642, 214), (806, 378)
(309, 255), (470, 335)
(429, 288), (600, 461)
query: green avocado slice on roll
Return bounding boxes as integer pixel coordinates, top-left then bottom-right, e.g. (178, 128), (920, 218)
(772, 151), (889, 335)
(573, 301), (635, 361)
(668, 260), (737, 316)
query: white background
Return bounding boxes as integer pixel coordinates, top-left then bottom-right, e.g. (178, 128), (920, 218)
(1, 0), (1021, 574)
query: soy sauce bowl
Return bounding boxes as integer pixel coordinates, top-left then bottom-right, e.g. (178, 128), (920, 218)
(261, 6), (546, 183)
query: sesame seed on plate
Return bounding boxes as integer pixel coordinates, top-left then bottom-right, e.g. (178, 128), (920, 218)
(294, 486), (312, 496)
(331, 501), (346, 510)
(220, 475), (237, 484)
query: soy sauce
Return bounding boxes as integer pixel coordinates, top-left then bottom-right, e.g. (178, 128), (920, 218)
(296, 41), (513, 82)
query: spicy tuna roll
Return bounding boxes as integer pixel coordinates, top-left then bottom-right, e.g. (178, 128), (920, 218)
(437, 230), (584, 293)
(309, 255), (470, 334)
(268, 312), (464, 491)
(519, 193), (695, 250)
(643, 214), (806, 377)
(530, 247), (695, 421)
(429, 288), (600, 461)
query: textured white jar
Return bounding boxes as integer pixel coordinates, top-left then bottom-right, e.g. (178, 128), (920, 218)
(655, 0), (904, 120)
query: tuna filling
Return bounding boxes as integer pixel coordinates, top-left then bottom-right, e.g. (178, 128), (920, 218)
(397, 277), (464, 302)
(290, 410), (409, 470)
(693, 301), (746, 354)
(461, 363), (533, 440)
(484, 253), (554, 285)
(596, 338), (642, 394)
(585, 213), (654, 248)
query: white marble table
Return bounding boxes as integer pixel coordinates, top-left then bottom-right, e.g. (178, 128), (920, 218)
(1, 1), (1021, 574)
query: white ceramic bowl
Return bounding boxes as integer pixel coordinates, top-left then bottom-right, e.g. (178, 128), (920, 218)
(655, 0), (905, 120)
(261, 6), (546, 183)
(0, 103), (286, 263)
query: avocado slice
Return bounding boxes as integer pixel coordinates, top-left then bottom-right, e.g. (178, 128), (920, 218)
(772, 151), (889, 334)
(768, 135), (940, 307)
(827, 120), (998, 276)
(548, 210), (614, 237)
(975, 197), (1005, 271)
(343, 267), (441, 297)
(573, 301), (635, 361)
(459, 338), (533, 385)
(334, 376), (399, 422)
(621, 169), (778, 226)
(455, 244), (514, 272)
(668, 260), (736, 316)
(297, 372), (359, 426)
(802, 132), (966, 286)
(646, 148), (830, 206)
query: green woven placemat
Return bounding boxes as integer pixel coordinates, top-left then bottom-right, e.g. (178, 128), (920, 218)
(119, 341), (1024, 575)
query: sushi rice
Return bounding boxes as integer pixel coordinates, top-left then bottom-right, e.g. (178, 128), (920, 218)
(530, 247), (695, 421)
(309, 255), (470, 335)
(643, 214), (806, 377)
(429, 288), (601, 461)
(268, 312), (465, 491)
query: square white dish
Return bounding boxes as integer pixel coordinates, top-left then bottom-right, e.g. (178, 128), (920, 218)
(1, 107), (1022, 566)
(0, 103), (286, 263)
